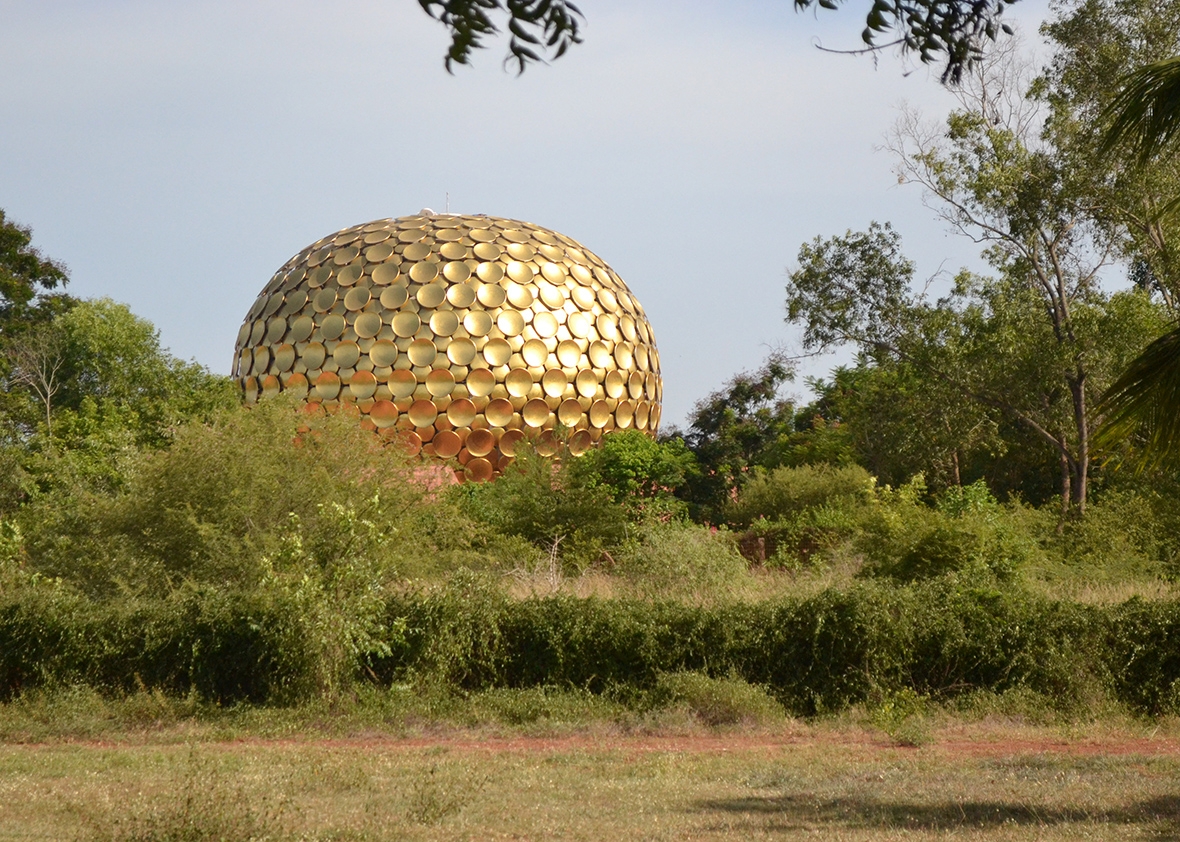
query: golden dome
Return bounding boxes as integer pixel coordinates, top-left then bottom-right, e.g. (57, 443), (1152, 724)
(233, 212), (662, 480)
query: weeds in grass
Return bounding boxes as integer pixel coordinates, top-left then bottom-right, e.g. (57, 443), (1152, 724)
(85, 748), (292, 842)
(405, 762), (486, 825)
(869, 688), (931, 747)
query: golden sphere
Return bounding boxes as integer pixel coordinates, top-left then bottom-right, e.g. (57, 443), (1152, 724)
(233, 213), (663, 479)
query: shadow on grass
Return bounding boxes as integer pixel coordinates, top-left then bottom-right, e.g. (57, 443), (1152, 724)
(693, 794), (1180, 838)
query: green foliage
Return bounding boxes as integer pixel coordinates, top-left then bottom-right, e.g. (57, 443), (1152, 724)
(0, 208), (69, 333)
(647, 671), (783, 726)
(725, 464), (876, 568)
(572, 429), (696, 514)
(675, 353), (797, 520)
(614, 521), (749, 601)
(858, 477), (1037, 583)
(17, 396), (461, 598)
(453, 445), (631, 571)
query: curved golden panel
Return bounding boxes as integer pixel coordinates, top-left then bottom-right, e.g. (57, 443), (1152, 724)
(234, 213), (662, 480)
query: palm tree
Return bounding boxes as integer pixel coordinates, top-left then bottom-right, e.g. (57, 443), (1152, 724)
(1095, 57), (1180, 465)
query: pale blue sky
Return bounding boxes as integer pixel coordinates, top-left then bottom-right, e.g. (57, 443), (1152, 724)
(2, 0), (1051, 426)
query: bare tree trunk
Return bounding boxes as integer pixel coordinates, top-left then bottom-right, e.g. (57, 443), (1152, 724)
(1058, 449), (1071, 531)
(1070, 371), (1089, 517)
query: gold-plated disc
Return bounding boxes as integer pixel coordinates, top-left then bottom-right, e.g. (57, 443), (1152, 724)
(429, 310), (459, 336)
(442, 261), (471, 282)
(466, 429), (495, 457)
(303, 342), (327, 370)
(333, 341), (361, 368)
(314, 288), (337, 312)
(483, 338), (512, 367)
(558, 399), (583, 426)
(466, 368), (495, 397)
(588, 340), (611, 368)
(337, 265), (363, 287)
(379, 285), (408, 309)
(283, 371), (309, 399)
(477, 282), (506, 307)
(532, 311), (559, 338)
(541, 369), (568, 397)
(589, 400), (611, 428)
(463, 311), (492, 336)
(521, 339), (548, 367)
(506, 282), (534, 308)
(505, 369), (533, 397)
(266, 317), (288, 344)
(409, 261), (440, 284)
(369, 339), (398, 367)
(466, 457), (494, 482)
(616, 400), (635, 428)
(274, 344), (296, 372)
(575, 369), (598, 398)
(372, 263), (401, 285)
(629, 371), (645, 399)
(408, 399), (438, 428)
(556, 340), (581, 367)
(349, 370), (378, 400)
(447, 398), (477, 427)
(440, 242), (468, 260)
(569, 429), (593, 455)
(473, 242), (501, 260)
(605, 370), (626, 398)
(426, 368), (455, 397)
(333, 246), (360, 265)
(392, 312), (421, 337)
(407, 338), (437, 367)
(344, 287), (371, 311)
(365, 244), (395, 262)
(497, 310), (525, 336)
(522, 399), (550, 428)
(417, 282), (446, 308)
(499, 429), (525, 456)
(315, 371), (341, 400)
(321, 314), (346, 340)
(370, 400), (399, 428)
(402, 242), (432, 261)
(447, 283), (476, 307)
(485, 398), (513, 427)
(567, 312), (592, 338)
(354, 312), (382, 339)
(387, 369), (416, 398)
(433, 430), (462, 458)
(614, 342), (634, 369)
(446, 337), (477, 366)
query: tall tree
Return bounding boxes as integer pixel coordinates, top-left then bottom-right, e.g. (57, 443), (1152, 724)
(0, 209), (70, 336)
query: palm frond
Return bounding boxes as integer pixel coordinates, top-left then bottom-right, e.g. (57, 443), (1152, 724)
(1100, 56), (1180, 164)
(1095, 324), (1180, 467)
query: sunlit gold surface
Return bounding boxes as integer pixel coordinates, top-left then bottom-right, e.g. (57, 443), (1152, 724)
(233, 213), (663, 479)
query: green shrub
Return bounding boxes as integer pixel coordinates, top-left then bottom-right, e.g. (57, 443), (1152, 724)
(858, 478), (1037, 583)
(452, 446), (631, 571)
(648, 671), (783, 726)
(18, 397), (466, 597)
(725, 464), (874, 566)
(614, 521), (749, 601)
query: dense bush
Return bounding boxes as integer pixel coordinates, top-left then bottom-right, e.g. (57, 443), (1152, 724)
(724, 464), (876, 566)
(17, 398), (470, 597)
(11, 572), (1180, 716)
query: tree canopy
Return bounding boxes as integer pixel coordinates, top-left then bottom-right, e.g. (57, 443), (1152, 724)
(416, 0), (1015, 82)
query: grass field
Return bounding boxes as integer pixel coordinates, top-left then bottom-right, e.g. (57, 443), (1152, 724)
(4, 712), (1180, 842)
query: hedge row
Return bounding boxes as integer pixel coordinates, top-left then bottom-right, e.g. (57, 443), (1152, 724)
(4, 579), (1180, 715)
